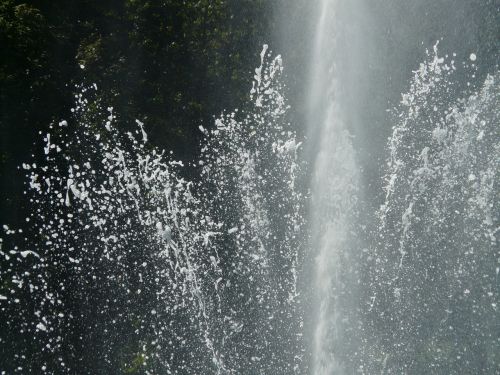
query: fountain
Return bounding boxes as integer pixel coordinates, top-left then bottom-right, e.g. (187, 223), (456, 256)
(0, 1), (498, 374)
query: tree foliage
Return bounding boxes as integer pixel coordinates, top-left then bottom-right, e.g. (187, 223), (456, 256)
(0, 0), (275, 226)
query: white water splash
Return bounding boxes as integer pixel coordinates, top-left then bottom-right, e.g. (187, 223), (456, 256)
(365, 45), (499, 374)
(0, 46), (306, 374)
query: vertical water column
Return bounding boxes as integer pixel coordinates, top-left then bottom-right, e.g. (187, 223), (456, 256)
(308, 0), (360, 374)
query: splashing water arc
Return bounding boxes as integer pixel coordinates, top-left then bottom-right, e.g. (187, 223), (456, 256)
(0, 1), (499, 374)
(2, 48), (308, 374)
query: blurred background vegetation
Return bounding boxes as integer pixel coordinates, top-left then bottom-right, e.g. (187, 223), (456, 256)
(0, 0), (287, 228)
